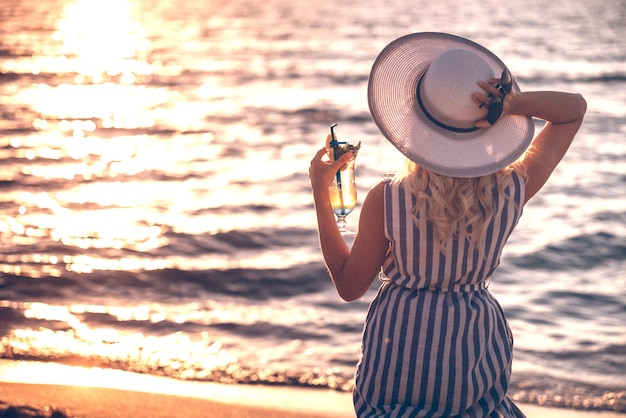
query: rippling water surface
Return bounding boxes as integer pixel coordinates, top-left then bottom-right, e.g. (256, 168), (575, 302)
(1, 0), (625, 413)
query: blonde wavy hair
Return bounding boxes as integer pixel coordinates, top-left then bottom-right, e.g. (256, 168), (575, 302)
(394, 159), (525, 253)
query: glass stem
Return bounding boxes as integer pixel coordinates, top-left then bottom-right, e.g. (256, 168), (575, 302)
(336, 216), (347, 231)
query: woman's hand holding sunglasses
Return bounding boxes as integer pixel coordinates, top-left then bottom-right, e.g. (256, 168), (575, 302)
(473, 68), (513, 128)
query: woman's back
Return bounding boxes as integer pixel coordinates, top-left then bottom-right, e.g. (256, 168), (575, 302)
(382, 170), (525, 291)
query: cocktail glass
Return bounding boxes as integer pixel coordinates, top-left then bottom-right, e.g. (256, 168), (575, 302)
(329, 156), (356, 234)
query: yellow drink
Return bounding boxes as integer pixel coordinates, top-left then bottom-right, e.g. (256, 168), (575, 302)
(328, 159), (357, 223)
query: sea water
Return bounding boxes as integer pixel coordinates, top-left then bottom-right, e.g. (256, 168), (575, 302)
(1, 0), (625, 413)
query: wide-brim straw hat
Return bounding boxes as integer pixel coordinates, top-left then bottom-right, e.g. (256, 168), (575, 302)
(368, 32), (534, 178)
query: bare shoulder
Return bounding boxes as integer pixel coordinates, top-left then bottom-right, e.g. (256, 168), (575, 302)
(357, 180), (387, 234)
(369, 180), (386, 198)
(362, 181), (386, 213)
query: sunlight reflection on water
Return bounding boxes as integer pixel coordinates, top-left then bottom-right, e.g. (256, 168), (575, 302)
(53, 0), (152, 77)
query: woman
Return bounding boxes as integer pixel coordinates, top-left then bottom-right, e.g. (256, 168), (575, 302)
(309, 33), (586, 417)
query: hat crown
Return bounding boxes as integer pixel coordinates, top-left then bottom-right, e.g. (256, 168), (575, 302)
(419, 49), (494, 130)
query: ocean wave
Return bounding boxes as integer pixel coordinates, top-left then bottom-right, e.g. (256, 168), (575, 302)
(147, 264), (330, 300)
(516, 70), (626, 86)
(534, 290), (626, 316)
(509, 231), (626, 270)
(159, 226), (315, 257)
(0, 262), (329, 303)
(575, 73), (626, 84)
(511, 373), (626, 413)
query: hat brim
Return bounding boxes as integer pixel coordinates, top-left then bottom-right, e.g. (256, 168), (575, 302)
(368, 32), (534, 178)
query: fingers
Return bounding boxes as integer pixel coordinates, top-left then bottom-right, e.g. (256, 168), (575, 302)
(474, 78), (517, 128)
(334, 150), (355, 167)
(312, 146), (353, 164)
(474, 79), (508, 112)
(475, 119), (492, 129)
(310, 148), (353, 180)
(336, 150), (354, 163)
(309, 146), (354, 190)
(472, 91), (490, 107)
(313, 147), (327, 159)
(477, 80), (502, 96)
(310, 146), (352, 174)
(310, 147), (329, 167)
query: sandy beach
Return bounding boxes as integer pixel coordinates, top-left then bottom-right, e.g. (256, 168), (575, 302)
(0, 382), (338, 418)
(0, 361), (623, 418)
(1, 381), (624, 418)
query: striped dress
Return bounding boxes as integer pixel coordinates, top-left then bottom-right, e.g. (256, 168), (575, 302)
(353, 172), (526, 418)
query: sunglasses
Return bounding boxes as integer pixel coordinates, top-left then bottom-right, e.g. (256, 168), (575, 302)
(481, 68), (513, 125)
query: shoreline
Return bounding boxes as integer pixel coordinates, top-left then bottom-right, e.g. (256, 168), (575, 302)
(0, 360), (623, 417)
(1, 382), (624, 418)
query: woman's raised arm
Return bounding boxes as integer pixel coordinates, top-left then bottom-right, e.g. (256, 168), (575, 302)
(475, 86), (587, 204)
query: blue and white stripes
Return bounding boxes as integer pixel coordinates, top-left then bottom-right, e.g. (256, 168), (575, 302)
(353, 172), (526, 417)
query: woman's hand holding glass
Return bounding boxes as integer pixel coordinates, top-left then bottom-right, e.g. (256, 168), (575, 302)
(309, 147), (356, 233)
